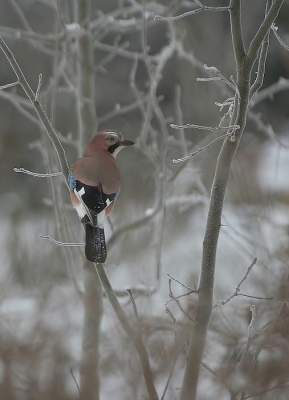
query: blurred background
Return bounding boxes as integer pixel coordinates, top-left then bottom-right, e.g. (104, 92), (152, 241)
(0, 0), (289, 399)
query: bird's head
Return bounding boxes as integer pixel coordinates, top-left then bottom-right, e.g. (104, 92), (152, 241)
(84, 129), (134, 157)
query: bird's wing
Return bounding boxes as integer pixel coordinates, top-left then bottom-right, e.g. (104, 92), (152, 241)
(69, 170), (117, 226)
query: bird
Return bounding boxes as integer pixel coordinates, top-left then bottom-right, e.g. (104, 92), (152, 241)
(68, 129), (134, 263)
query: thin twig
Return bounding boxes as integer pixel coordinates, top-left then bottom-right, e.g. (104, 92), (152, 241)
(271, 23), (289, 51)
(201, 362), (232, 394)
(173, 132), (232, 163)
(249, 2), (271, 98)
(238, 293), (274, 300)
(94, 41), (159, 61)
(167, 279), (196, 324)
(174, 84), (187, 157)
(215, 257), (257, 307)
(167, 273), (197, 293)
(0, 81), (19, 89)
(107, 206), (160, 248)
(236, 305), (257, 371)
(0, 36), (70, 180)
(14, 168), (63, 177)
(70, 368), (81, 400)
(35, 73), (42, 101)
(126, 288), (141, 327)
(114, 284), (158, 298)
(250, 76), (289, 106)
(197, 64), (239, 92)
(40, 235), (85, 247)
(165, 306), (179, 334)
(161, 351), (180, 400)
(0, 24), (65, 42)
(98, 94), (162, 124)
(171, 123), (240, 131)
(154, 2), (229, 21)
(244, 382), (289, 399)
(246, 0), (284, 69)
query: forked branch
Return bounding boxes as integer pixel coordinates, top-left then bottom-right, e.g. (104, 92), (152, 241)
(179, 2), (284, 399)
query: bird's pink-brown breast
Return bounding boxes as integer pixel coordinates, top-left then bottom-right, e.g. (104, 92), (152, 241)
(71, 153), (120, 194)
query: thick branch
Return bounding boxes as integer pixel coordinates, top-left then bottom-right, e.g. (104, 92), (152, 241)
(74, 2), (100, 400)
(180, 2), (283, 399)
(94, 263), (159, 400)
(80, 263), (102, 400)
(229, 0), (246, 67)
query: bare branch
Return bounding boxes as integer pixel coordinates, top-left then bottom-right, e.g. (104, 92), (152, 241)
(180, 2), (283, 398)
(0, 81), (19, 89)
(167, 278), (196, 324)
(201, 361), (232, 394)
(70, 368), (82, 400)
(35, 73), (43, 101)
(250, 1), (271, 98)
(98, 94), (161, 125)
(215, 257), (257, 308)
(107, 206), (159, 248)
(173, 132), (232, 163)
(166, 273), (197, 293)
(271, 22), (289, 51)
(161, 349), (181, 400)
(250, 76), (289, 106)
(14, 168), (63, 178)
(247, 0), (284, 69)
(229, 0), (246, 67)
(126, 289), (141, 329)
(94, 41), (159, 61)
(248, 110), (289, 149)
(0, 37), (70, 180)
(10, 0), (33, 32)
(237, 293), (274, 300)
(114, 285), (158, 298)
(244, 381), (289, 399)
(40, 235), (85, 247)
(236, 305), (257, 371)
(171, 123), (240, 132)
(94, 262), (159, 400)
(197, 64), (238, 92)
(154, 2), (229, 21)
(0, 24), (65, 42)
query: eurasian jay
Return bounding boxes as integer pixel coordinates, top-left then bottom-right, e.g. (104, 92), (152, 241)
(68, 129), (134, 263)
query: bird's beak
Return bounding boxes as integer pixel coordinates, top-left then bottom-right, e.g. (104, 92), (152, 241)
(122, 139), (134, 146)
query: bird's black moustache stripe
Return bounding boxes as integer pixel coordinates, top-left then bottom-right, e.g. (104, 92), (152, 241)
(108, 143), (120, 153)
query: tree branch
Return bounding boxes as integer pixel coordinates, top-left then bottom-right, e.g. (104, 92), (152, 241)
(249, 1), (272, 98)
(0, 36), (70, 180)
(80, 263), (102, 400)
(94, 262), (159, 400)
(229, 0), (246, 68)
(179, 2), (283, 399)
(247, 0), (284, 69)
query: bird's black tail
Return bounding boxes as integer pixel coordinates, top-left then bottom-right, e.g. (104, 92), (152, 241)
(85, 224), (107, 263)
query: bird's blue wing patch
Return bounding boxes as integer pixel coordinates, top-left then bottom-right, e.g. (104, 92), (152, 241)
(68, 170), (76, 190)
(114, 186), (121, 201)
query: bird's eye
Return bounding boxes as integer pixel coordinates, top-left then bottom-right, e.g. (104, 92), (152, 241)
(107, 136), (115, 143)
